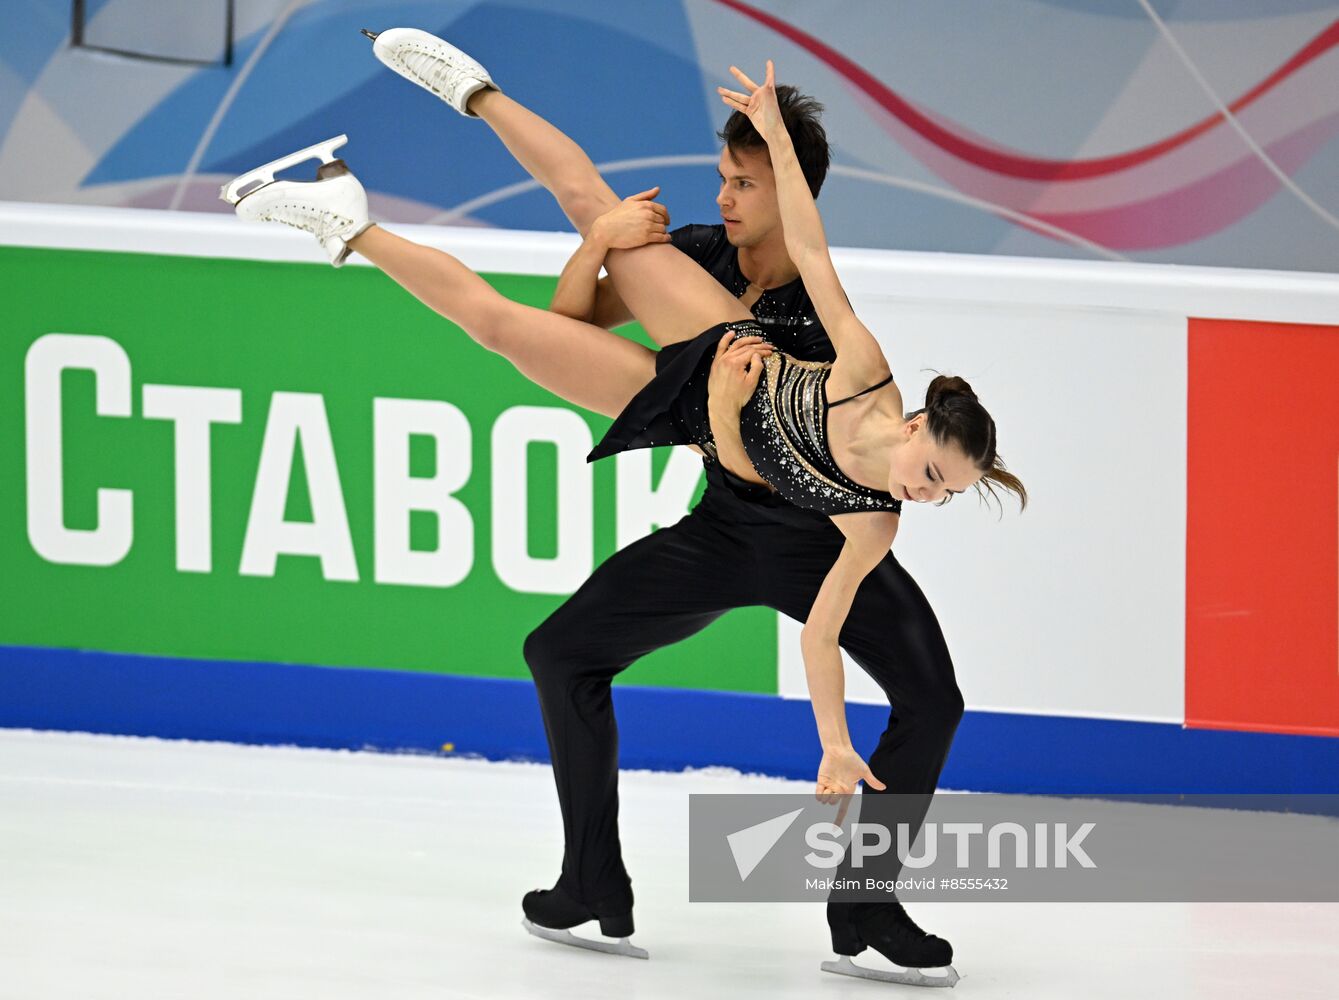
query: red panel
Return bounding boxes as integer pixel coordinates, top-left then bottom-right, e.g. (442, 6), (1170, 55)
(1187, 318), (1339, 736)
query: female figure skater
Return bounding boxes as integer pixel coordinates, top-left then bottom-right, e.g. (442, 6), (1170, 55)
(223, 30), (1024, 987)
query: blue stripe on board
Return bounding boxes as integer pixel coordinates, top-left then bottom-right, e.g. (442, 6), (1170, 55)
(2, 646), (1336, 808)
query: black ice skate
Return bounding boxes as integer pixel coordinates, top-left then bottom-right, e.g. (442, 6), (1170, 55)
(521, 880), (647, 960)
(823, 899), (960, 987)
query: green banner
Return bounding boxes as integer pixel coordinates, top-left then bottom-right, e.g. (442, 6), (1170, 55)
(1, 246), (775, 693)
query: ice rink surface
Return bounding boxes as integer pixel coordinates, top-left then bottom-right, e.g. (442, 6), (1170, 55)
(2, 728), (1335, 1000)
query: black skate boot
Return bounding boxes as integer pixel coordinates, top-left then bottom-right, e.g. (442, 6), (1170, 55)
(521, 879), (646, 959)
(823, 899), (960, 987)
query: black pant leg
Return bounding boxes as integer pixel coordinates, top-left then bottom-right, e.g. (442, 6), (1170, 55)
(522, 502), (759, 908)
(760, 530), (964, 890)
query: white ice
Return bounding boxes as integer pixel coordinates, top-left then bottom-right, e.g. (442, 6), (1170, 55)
(2, 728), (1335, 1000)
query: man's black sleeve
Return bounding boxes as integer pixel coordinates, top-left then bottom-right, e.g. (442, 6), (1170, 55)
(669, 223), (726, 264)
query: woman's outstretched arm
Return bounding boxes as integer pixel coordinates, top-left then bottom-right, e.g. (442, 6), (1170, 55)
(719, 62), (891, 385)
(801, 511), (900, 803)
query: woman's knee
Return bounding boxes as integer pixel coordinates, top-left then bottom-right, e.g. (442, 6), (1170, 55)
(559, 187), (619, 236)
(460, 297), (524, 355)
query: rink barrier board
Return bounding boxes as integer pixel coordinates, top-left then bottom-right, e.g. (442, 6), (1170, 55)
(0, 239), (776, 695)
(7, 203), (1339, 324)
(3, 645), (1337, 809)
(4, 205), (1339, 761)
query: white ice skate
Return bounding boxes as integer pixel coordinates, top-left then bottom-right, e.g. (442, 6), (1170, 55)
(521, 918), (649, 960)
(822, 954), (961, 988)
(362, 27), (496, 116)
(220, 135), (372, 267)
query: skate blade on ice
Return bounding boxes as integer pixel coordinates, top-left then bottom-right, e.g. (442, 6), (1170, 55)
(219, 135), (349, 205)
(822, 954), (960, 987)
(521, 918), (649, 959)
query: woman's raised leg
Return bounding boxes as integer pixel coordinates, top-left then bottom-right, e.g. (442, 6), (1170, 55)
(468, 90), (617, 238)
(372, 33), (751, 347)
(467, 90), (753, 347)
(349, 225), (654, 418)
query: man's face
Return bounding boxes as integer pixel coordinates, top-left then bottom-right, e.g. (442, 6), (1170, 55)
(715, 146), (781, 249)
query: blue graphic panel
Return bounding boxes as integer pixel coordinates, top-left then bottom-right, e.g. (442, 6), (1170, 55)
(0, 2), (72, 136)
(88, 1), (715, 232)
(2, 0), (1337, 270)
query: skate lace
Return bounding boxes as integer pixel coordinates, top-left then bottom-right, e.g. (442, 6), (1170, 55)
(400, 44), (478, 100)
(262, 203), (352, 242)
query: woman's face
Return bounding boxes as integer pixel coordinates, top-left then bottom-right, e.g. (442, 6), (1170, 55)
(887, 414), (981, 504)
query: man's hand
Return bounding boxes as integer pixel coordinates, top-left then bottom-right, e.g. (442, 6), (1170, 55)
(589, 187), (671, 250)
(708, 330), (772, 415)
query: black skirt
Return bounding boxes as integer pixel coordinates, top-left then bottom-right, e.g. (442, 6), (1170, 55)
(587, 319), (763, 463)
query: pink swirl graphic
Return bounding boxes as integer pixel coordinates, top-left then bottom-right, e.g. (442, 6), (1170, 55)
(715, 0), (1339, 248)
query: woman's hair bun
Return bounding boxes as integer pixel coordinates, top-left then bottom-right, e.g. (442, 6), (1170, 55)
(918, 372), (1026, 513)
(925, 374), (978, 410)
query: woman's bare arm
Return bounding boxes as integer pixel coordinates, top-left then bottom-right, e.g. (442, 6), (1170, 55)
(802, 511), (899, 749)
(706, 330), (775, 485)
(790, 510), (901, 806)
(719, 63), (891, 390)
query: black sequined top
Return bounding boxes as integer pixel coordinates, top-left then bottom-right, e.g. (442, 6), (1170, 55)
(738, 342), (903, 515)
(669, 224), (835, 361)
(589, 320), (902, 517)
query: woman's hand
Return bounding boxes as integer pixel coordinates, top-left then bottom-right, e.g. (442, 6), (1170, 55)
(816, 744), (886, 824)
(589, 187), (671, 250)
(717, 60), (782, 141)
(708, 330), (772, 414)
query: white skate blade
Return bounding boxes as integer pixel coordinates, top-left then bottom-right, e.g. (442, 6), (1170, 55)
(521, 918), (649, 960)
(219, 134), (349, 205)
(822, 954), (960, 988)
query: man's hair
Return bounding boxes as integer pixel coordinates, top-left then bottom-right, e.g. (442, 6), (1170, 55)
(716, 85), (830, 197)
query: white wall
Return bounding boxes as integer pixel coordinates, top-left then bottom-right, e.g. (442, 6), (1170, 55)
(777, 301), (1186, 722)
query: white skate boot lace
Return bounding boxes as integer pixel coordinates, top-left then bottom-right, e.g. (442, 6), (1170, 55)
(259, 200), (353, 243)
(395, 42), (480, 103)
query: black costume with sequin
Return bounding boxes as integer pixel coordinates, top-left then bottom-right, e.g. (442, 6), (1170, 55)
(667, 224), (835, 358)
(524, 224), (961, 924)
(588, 319), (902, 515)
